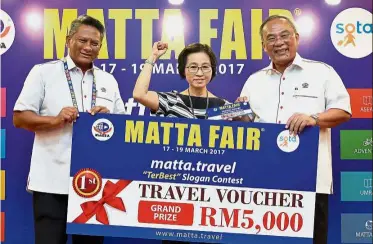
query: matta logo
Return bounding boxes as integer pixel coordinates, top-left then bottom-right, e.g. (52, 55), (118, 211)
(366, 220), (373, 231)
(341, 213), (373, 243)
(92, 119), (114, 141)
(0, 9), (16, 55)
(330, 8), (372, 59)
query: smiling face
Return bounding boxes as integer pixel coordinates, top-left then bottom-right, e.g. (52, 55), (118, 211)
(262, 18), (299, 67)
(184, 52), (213, 89)
(66, 24), (102, 70)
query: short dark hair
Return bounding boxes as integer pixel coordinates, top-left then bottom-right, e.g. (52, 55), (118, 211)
(68, 15), (106, 40)
(259, 15), (298, 42)
(178, 43), (217, 81)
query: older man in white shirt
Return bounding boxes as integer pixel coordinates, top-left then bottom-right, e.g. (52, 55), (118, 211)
(237, 15), (351, 244)
(13, 15), (125, 244)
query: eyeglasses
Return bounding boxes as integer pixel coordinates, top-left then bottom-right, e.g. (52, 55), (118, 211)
(186, 64), (212, 74)
(265, 32), (294, 45)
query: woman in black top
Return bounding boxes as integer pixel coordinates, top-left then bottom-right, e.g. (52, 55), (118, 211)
(133, 42), (226, 244)
(133, 42), (228, 120)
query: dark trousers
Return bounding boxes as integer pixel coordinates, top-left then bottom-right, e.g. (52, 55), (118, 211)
(313, 193), (329, 244)
(33, 191), (104, 244)
(162, 194), (328, 244)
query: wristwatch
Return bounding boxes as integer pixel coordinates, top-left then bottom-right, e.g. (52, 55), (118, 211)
(310, 114), (319, 126)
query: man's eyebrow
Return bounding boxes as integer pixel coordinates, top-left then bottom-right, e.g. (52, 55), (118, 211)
(266, 30), (291, 37)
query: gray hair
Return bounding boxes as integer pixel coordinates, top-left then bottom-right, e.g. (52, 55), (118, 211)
(259, 15), (298, 42)
(68, 15), (106, 40)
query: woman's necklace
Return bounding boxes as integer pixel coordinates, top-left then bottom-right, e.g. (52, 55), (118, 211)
(187, 88), (209, 119)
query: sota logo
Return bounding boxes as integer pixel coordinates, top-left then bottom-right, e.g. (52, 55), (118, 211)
(330, 8), (372, 59)
(277, 130), (300, 153)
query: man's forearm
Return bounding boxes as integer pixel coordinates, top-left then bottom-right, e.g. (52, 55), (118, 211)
(317, 108), (351, 128)
(13, 111), (58, 132)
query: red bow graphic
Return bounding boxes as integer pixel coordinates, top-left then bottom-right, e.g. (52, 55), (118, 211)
(73, 179), (132, 225)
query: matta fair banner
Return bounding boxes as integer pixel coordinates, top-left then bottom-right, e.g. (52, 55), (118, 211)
(0, 0), (372, 243)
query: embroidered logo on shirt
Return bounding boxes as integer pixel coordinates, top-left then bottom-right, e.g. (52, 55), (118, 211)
(100, 87), (106, 93)
(302, 83), (309, 88)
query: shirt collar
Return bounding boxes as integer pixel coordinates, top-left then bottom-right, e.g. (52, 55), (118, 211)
(292, 53), (305, 69)
(263, 52), (305, 74)
(64, 54), (99, 71)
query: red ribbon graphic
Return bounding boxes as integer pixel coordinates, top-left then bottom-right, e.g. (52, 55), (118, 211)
(73, 179), (132, 225)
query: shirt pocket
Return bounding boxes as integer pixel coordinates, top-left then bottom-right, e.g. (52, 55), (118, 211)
(293, 88), (324, 114)
(96, 91), (115, 113)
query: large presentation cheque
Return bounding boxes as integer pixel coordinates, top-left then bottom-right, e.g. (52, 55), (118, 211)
(67, 113), (319, 243)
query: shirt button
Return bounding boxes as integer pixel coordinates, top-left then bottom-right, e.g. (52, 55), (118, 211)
(282, 77), (286, 80)
(281, 92), (284, 95)
(280, 106), (283, 109)
(278, 120), (281, 124)
(84, 95), (87, 98)
(83, 81), (85, 84)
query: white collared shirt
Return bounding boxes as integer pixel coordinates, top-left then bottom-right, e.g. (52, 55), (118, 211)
(240, 53), (351, 194)
(14, 55), (125, 194)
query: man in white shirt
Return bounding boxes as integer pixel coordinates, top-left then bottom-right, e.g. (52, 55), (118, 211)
(13, 15), (125, 244)
(237, 15), (351, 244)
